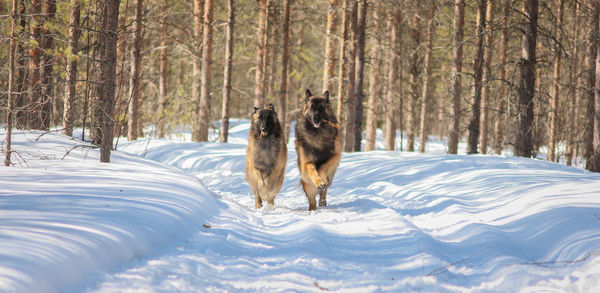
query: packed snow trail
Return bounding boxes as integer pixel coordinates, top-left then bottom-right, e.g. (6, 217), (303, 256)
(84, 122), (600, 292)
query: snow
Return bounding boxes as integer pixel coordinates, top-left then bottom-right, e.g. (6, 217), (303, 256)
(2, 121), (600, 292)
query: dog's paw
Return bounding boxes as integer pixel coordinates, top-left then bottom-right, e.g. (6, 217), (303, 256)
(314, 176), (328, 190)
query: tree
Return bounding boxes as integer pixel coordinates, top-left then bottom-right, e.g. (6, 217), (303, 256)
(196, 0), (215, 142)
(93, 0), (120, 163)
(40, 0), (56, 130)
(365, 2), (383, 152)
(5, 0), (19, 166)
(418, 0), (436, 153)
(351, 0), (367, 152)
(479, 0), (494, 154)
(584, 0), (599, 168)
(336, 0), (350, 146)
(566, 1), (581, 165)
(548, 0), (564, 162)
(466, 0), (487, 154)
(254, 0), (270, 107)
(15, 0), (28, 129)
(279, 0), (291, 140)
(493, 0), (510, 155)
(514, 0), (538, 158)
(63, 0), (81, 137)
(191, 0), (204, 142)
(28, 0), (43, 129)
(407, 13), (421, 152)
(589, 2), (600, 172)
(220, 0), (235, 143)
(323, 0), (339, 93)
(344, 0), (358, 152)
(127, 0), (144, 141)
(384, 1), (402, 151)
(448, 0), (465, 154)
(157, 0), (169, 138)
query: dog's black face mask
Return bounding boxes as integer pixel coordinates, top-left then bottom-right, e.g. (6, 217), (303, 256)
(254, 108), (276, 137)
(304, 89), (330, 129)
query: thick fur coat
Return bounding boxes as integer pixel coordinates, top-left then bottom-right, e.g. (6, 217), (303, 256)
(295, 89), (342, 211)
(246, 104), (287, 209)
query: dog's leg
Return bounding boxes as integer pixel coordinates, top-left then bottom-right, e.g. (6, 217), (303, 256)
(302, 179), (318, 211)
(255, 190), (263, 209)
(319, 187), (327, 206)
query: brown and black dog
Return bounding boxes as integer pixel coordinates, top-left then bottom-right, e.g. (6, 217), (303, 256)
(295, 89), (342, 211)
(246, 103), (288, 209)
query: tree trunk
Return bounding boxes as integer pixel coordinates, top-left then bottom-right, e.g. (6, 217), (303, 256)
(127, 0), (144, 141)
(584, 0), (599, 168)
(93, 0), (120, 163)
(384, 3), (402, 151)
(266, 7), (279, 101)
(157, 0), (169, 138)
(589, 4), (600, 171)
(191, 0), (204, 142)
(344, 0), (358, 152)
(40, 0), (56, 130)
(336, 0), (349, 147)
(5, 0), (18, 166)
(220, 0), (235, 143)
(407, 14), (421, 152)
(566, 1), (581, 166)
(493, 0), (510, 155)
(418, 0), (435, 153)
(548, 0), (564, 162)
(254, 0), (269, 107)
(514, 0), (538, 158)
(365, 2), (382, 152)
(15, 0), (28, 129)
(62, 0), (81, 137)
(351, 0), (367, 152)
(448, 0), (465, 154)
(466, 0), (486, 154)
(196, 0), (214, 142)
(479, 0), (494, 154)
(28, 0), (42, 129)
(323, 0), (339, 93)
(279, 0), (291, 140)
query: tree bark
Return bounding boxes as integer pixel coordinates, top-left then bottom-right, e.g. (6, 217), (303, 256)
(336, 0), (350, 148)
(93, 0), (120, 163)
(254, 0), (269, 107)
(589, 3), (600, 171)
(365, 2), (382, 152)
(220, 0), (235, 143)
(28, 0), (42, 129)
(407, 13), (421, 152)
(323, 0), (339, 93)
(15, 0), (28, 129)
(197, 0), (214, 142)
(384, 2), (402, 151)
(157, 0), (169, 138)
(344, 0), (358, 152)
(514, 0), (538, 158)
(466, 0), (486, 154)
(191, 0), (204, 141)
(448, 0), (465, 154)
(351, 0), (367, 152)
(5, 0), (18, 166)
(493, 0), (510, 155)
(479, 0), (494, 154)
(279, 0), (291, 140)
(127, 0), (144, 141)
(584, 0), (599, 168)
(548, 0), (564, 162)
(418, 0), (435, 153)
(62, 0), (81, 137)
(40, 0), (56, 130)
(566, 1), (581, 166)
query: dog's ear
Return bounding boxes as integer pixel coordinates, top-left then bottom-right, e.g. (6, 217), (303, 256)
(268, 103), (275, 113)
(304, 89), (312, 102)
(323, 91), (330, 104)
(253, 106), (259, 114)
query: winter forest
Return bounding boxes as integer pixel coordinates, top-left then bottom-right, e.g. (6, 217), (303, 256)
(2, 0), (600, 168)
(2, 0), (600, 292)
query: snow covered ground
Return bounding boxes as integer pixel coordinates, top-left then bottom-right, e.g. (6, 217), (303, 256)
(2, 121), (600, 292)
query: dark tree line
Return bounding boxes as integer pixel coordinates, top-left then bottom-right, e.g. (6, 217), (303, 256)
(3, 0), (600, 172)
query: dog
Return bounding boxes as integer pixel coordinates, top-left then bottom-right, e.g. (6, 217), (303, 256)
(295, 89), (342, 211)
(246, 103), (287, 209)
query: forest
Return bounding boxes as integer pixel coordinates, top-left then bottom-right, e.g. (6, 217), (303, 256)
(2, 0), (600, 171)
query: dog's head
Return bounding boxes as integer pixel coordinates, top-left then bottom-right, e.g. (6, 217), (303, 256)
(252, 103), (279, 137)
(302, 89), (332, 129)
